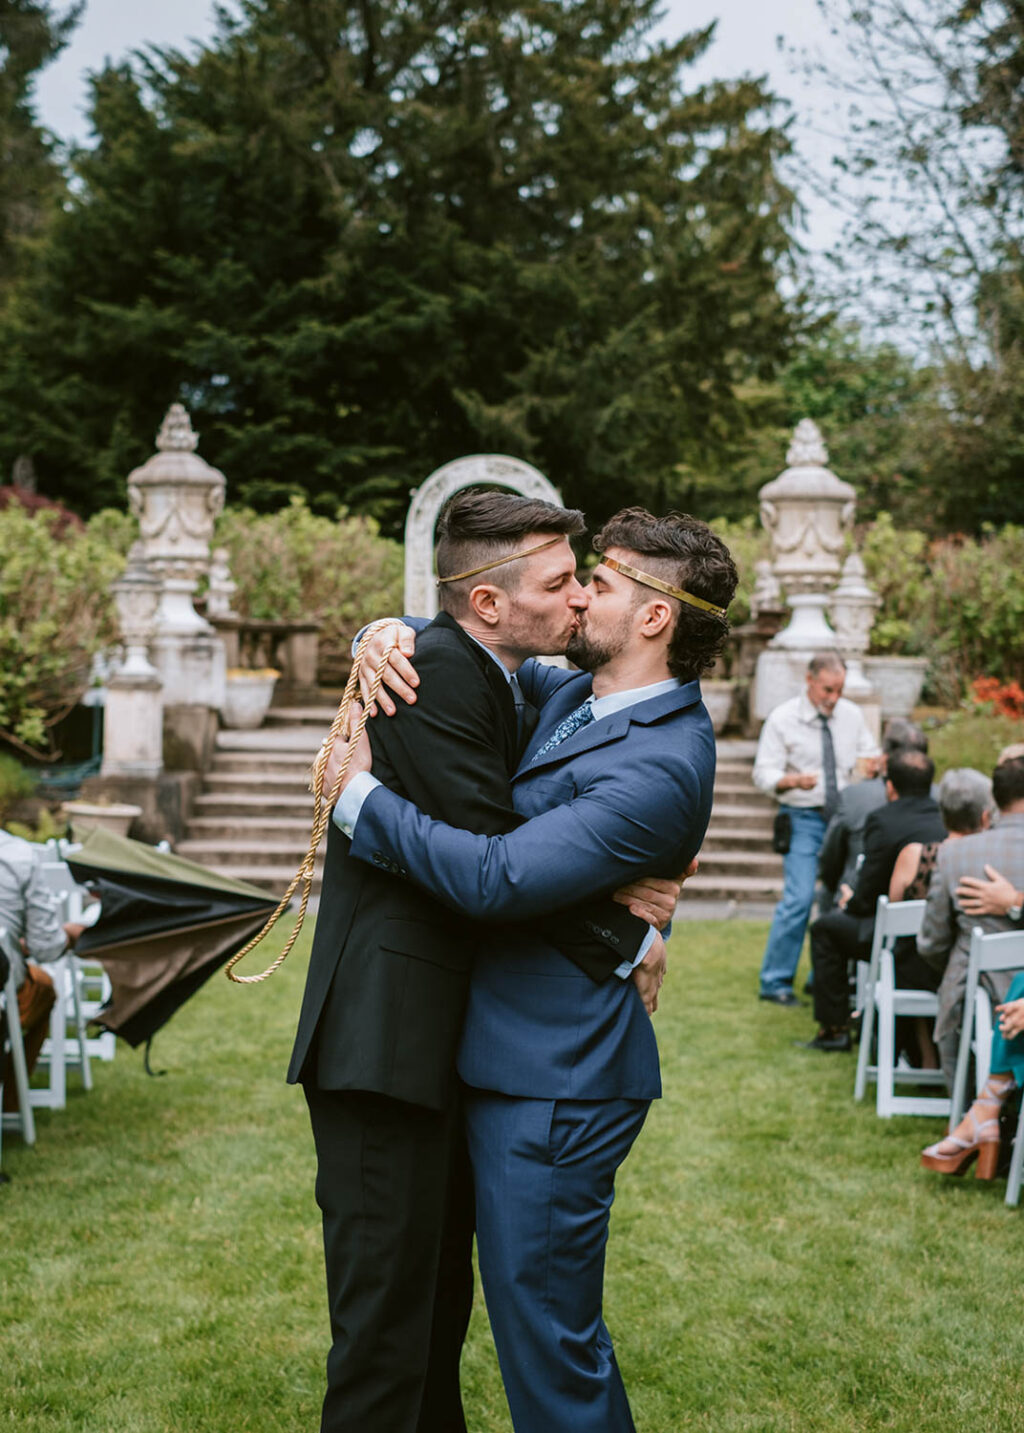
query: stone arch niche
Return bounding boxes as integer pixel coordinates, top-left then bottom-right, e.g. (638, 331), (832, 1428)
(403, 454), (563, 617)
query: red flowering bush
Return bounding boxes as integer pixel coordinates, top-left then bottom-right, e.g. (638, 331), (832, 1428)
(970, 677), (1024, 719)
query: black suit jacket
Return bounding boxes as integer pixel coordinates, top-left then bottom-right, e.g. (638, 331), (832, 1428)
(845, 793), (947, 931)
(287, 613), (646, 1110)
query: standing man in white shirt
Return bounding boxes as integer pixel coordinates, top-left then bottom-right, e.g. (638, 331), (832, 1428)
(753, 654), (880, 1006)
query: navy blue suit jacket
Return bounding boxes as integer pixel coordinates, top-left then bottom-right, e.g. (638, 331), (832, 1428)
(349, 660), (716, 1103)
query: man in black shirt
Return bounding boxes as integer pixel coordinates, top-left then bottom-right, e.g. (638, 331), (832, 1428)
(800, 748), (946, 1051)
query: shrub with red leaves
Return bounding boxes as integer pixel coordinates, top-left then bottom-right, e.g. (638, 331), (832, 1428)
(970, 677), (1024, 719)
(0, 487), (84, 535)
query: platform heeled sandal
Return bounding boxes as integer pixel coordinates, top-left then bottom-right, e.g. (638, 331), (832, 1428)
(920, 1075), (1016, 1180)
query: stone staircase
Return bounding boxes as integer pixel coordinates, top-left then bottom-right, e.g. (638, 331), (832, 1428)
(678, 739), (783, 916)
(174, 723), (784, 914)
(174, 707), (334, 895)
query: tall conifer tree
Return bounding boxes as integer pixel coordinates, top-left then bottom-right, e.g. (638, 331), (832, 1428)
(0, 0), (798, 525)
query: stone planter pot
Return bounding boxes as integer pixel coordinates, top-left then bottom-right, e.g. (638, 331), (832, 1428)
(61, 800), (142, 841)
(220, 669), (279, 729)
(863, 655), (930, 721)
(702, 679), (736, 734)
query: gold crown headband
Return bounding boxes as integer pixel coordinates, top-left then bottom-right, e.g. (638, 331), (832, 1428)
(598, 554), (728, 618)
(436, 535), (563, 585)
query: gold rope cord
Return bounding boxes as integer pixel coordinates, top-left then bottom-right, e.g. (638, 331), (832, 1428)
(224, 624), (401, 984)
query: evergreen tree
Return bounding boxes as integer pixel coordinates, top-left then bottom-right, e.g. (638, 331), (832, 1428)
(0, 0), (80, 290)
(0, 0), (799, 528)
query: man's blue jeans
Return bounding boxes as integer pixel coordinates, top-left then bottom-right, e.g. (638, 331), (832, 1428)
(758, 808), (827, 997)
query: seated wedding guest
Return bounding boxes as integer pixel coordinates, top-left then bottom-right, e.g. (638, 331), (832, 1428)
(818, 718), (927, 906)
(799, 747), (945, 1052)
(921, 972), (1024, 1179)
(0, 828), (83, 1111)
(918, 755), (1024, 1091)
(957, 863), (1024, 925)
(887, 768), (993, 1068)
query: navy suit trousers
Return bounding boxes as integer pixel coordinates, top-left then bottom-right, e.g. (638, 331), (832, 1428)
(466, 1089), (650, 1433)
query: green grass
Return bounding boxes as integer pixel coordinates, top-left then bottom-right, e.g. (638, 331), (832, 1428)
(3, 922), (1023, 1432)
(919, 707), (1023, 779)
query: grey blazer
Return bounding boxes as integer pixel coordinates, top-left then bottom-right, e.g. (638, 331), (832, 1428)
(917, 812), (1024, 1045)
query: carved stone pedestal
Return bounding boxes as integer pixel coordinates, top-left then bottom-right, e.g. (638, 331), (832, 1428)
(101, 676), (164, 779)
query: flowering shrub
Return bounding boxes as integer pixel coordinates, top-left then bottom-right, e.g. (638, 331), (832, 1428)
(860, 516), (1024, 704)
(969, 677), (1024, 719)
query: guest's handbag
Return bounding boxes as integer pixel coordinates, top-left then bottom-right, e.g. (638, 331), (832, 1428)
(771, 809), (792, 855)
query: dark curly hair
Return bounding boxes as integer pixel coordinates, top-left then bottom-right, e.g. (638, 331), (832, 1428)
(592, 508), (738, 680)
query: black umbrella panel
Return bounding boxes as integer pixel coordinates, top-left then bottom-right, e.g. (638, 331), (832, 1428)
(66, 829), (281, 1048)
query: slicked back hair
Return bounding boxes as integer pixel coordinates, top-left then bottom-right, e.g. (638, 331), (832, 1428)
(887, 747), (935, 797)
(435, 489), (585, 618)
(593, 508), (738, 681)
(993, 756), (1024, 811)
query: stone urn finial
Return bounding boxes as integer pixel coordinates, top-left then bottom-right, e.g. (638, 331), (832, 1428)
(830, 551), (881, 698)
(758, 418), (857, 599)
(127, 402), (226, 637)
(109, 540), (162, 680)
(785, 418), (829, 469)
(156, 403), (200, 454)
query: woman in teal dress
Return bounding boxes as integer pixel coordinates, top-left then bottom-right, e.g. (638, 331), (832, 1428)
(921, 971), (1024, 1179)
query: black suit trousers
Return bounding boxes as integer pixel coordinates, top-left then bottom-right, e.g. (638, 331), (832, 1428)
(809, 908), (869, 1029)
(304, 1086), (474, 1433)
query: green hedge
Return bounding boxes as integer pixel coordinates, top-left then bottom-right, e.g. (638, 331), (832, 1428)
(860, 515), (1024, 703)
(214, 498), (404, 675)
(0, 507), (123, 754)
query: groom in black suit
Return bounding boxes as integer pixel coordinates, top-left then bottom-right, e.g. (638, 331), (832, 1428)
(289, 492), (657, 1432)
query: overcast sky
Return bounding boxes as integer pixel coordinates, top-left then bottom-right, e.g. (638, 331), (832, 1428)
(32, 0), (845, 250)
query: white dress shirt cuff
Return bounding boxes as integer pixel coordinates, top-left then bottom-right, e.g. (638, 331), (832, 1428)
(614, 924), (657, 980)
(333, 771), (382, 838)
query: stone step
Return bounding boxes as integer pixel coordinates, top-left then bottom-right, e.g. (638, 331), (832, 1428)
(176, 838), (321, 868)
(199, 864), (323, 897)
(216, 728), (325, 755)
(684, 872), (784, 899)
(211, 751), (317, 774)
(701, 828), (779, 852)
(713, 780), (771, 801)
(692, 850), (783, 879)
(706, 805), (775, 829)
(193, 791), (316, 817)
(203, 772), (312, 796)
(265, 706), (338, 726)
(187, 815), (317, 840)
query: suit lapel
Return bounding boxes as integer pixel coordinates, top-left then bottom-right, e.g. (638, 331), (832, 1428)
(430, 611), (519, 770)
(517, 678), (703, 777)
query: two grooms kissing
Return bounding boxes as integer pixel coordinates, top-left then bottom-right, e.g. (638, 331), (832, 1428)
(288, 489), (737, 1432)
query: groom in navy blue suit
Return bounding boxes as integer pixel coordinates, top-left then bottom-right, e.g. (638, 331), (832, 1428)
(329, 508), (738, 1432)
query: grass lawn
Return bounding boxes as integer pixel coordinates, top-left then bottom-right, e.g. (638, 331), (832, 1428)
(3, 920), (1023, 1432)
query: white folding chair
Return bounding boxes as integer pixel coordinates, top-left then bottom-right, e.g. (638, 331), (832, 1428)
(37, 861), (101, 1082)
(854, 895), (949, 1118)
(948, 926), (1024, 1208)
(0, 930), (37, 1146)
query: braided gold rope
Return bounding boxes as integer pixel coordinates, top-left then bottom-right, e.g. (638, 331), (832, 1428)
(224, 623), (402, 984)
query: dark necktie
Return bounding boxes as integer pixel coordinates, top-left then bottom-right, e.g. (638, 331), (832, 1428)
(530, 700), (595, 762)
(510, 674), (526, 737)
(818, 713), (839, 820)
